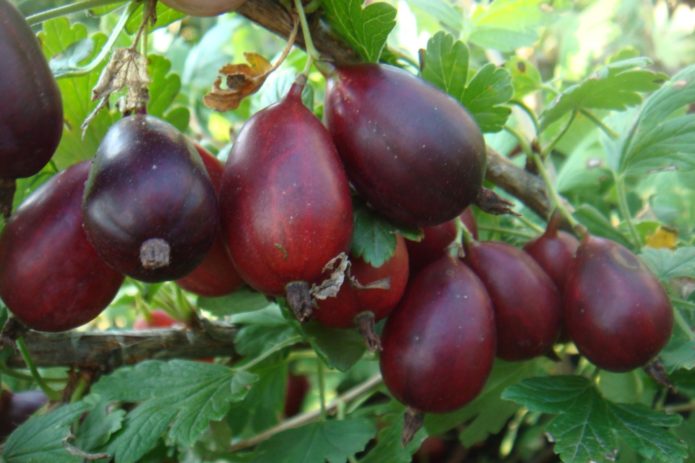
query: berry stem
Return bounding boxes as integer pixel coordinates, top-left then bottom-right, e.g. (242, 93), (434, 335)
(505, 125), (581, 231)
(540, 110), (576, 159)
(580, 109), (619, 139)
(614, 172), (642, 249)
(15, 337), (60, 401)
(515, 214), (545, 234)
(229, 374), (383, 451)
(0, 178), (16, 219)
(476, 224), (535, 239)
(510, 100), (540, 137)
(26, 0), (127, 25)
(235, 334), (303, 371)
(355, 311), (382, 352)
(460, 221), (476, 246)
(293, 0), (320, 74)
(0, 363), (66, 383)
(316, 358), (327, 420)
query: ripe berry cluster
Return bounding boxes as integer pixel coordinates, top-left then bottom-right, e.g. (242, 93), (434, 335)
(0, 0), (673, 427)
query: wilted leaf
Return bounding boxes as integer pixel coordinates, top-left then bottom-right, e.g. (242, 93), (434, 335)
(645, 227), (679, 250)
(82, 48), (150, 133)
(203, 52), (273, 111)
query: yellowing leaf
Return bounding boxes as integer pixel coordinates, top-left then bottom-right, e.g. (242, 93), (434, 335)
(646, 227), (678, 249)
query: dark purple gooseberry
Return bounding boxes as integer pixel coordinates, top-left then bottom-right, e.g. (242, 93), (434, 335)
(564, 235), (673, 372)
(325, 64), (486, 228)
(0, 161), (124, 332)
(82, 115), (218, 282)
(460, 207), (478, 239)
(0, 390), (48, 439)
(0, 0), (62, 179)
(406, 220), (457, 274)
(523, 214), (579, 291)
(175, 144), (244, 297)
(463, 241), (561, 361)
(219, 79), (353, 314)
(380, 256), (496, 413)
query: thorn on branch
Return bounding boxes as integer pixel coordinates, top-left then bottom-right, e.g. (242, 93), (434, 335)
(1, 318), (27, 351)
(475, 188), (519, 216)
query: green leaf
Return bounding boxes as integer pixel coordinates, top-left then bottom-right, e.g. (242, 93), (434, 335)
(541, 58), (666, 129)
(573, 204), (632, 248)
(503, 376), (686, 463)
(422, 32), (512, 132)
(163, 106), (190, 133)
(421, 32), (469, 102)
(253, 68), (315, 114)
(39, 18), (117, 169)
(126, 2), (184, 34)
(360, 404), (427, 463)
(506, 57), (542, 99)
(4, 402), (92, 463)
(468, 0), (551, 52)
(463, 64), (514, 133)
(301, 321), (367, 372)
(49, 38), (94, 78)
(617, 65), (695, 176)
(351, 203), (398, 267)
(402, 0), (462, 34)
(147, 54), (189, 131)
(321, 0), (397, 63)
(227, 357), (287, 434)
(640, 247), (695, 281)
(426, 360), (538, 446)
(75, 400), (125, 452)
(546, 391), (618, 463)
(92, 360), (257, 462)
(608, 402), (687, 462)
(661, 338), (695, 371)
(251, 418), (376, 463)
(198, 287), (272, 317)
(232, 305), (301, 358)
(105, 401), (176, 463)
(502, 375), (592, 414)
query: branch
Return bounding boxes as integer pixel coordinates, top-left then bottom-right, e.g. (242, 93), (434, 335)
(236, 0), (552, 219)
(229, 373), (383, 451)
(6, 321), (237, 369)
(485, 147), (550, 218)
(236, 0), (361, 66)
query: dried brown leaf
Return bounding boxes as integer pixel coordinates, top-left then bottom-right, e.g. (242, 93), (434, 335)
(203, 52), (273, 111)
(81, 48), (150, 135)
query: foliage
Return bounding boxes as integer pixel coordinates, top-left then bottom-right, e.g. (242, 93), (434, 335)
(3, 0), (695, 462)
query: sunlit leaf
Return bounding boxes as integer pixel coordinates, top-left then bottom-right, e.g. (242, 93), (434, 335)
(321, 0), (396, 62)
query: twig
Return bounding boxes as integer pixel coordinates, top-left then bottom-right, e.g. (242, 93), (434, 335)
(229, 373), (383, 451)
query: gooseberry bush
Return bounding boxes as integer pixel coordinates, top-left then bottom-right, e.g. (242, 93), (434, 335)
(2, 1), (695, 462)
